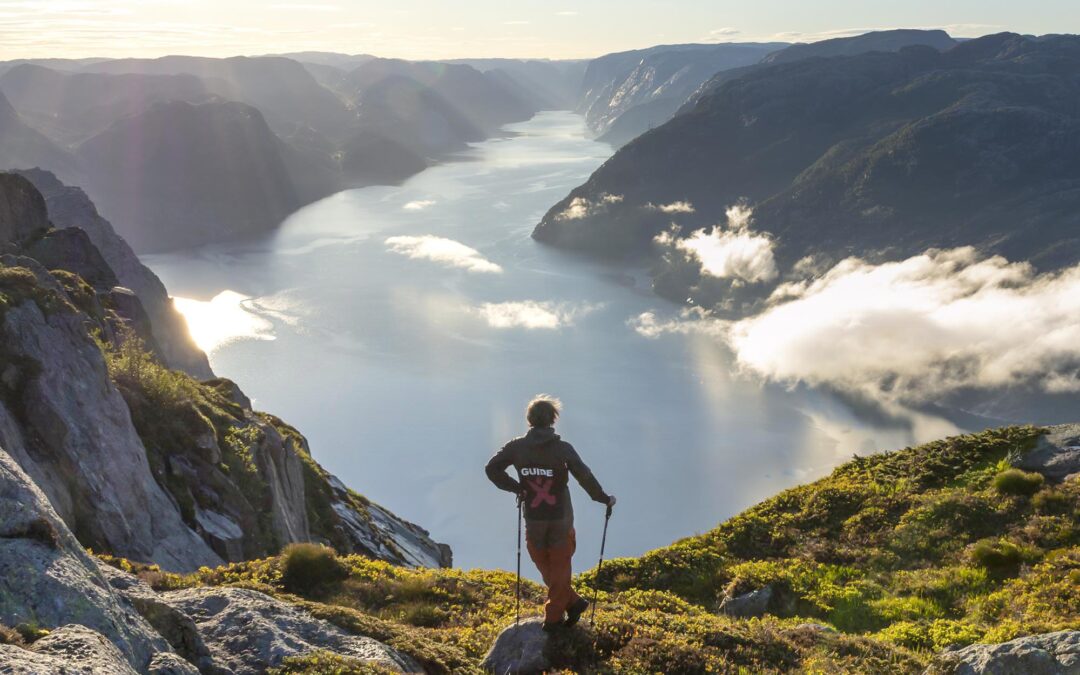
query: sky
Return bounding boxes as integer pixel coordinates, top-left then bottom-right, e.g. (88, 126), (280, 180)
(0, 0), (1077, 61)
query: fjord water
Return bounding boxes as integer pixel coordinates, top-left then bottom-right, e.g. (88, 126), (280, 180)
(145, 112), (960, 572)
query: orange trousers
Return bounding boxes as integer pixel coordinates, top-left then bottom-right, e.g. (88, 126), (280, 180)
(527, 526), (581, 624)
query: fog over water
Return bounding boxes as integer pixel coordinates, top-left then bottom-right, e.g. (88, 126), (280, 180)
(146, 112), (973, 573)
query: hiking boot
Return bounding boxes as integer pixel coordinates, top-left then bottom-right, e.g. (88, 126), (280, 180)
(564, 598), (589, 626)
(541, 620), (564, 633)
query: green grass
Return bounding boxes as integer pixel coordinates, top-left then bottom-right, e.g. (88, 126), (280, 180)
(113, 425), (1080, 673)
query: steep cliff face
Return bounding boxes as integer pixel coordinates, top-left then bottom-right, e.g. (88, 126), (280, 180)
(536, 33), (1080, 309)
(13, 168), (212, 378)
(576, 43), (783, 145)
(0, 174), (449, 572)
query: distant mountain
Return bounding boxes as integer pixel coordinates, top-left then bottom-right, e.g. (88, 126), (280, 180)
(80, 55), (356, 140)
(576, 43), (786, 145)
(0, 63), (214, 144)
(535, 33), (1080, 308)
(0, 89), (79, 181)
(76, 99), (299, 252)
(444, 58), (587, 110)
(762, 28), (957, 64)
(342, 58), (534, 137)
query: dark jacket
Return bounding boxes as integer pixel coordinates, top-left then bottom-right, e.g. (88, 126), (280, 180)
(485, 427), (609, 524)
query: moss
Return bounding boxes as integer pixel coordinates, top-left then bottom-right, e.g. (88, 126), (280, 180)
(268, 651), (398, 674)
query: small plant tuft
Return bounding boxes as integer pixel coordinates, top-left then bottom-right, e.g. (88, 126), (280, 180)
(280, 542), (348, 595)
(993, 469), (1044, 497)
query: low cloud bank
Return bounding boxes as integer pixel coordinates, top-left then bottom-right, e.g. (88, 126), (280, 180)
(635, 246), (1080, 399)
(403, 199), (436, 211)
(656, 205), (778, 284)
(477, 301), (599, 330)
(385, 235), (502, 273)
(556, 193), (623, 221)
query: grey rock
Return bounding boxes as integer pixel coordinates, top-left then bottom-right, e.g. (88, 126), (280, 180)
(0, 447), (170, 669)
(146, 652), (201, 675)
(23, 226), (119, 290)
(0, 172), (49, 247)
(481, 618), (551, 675)
(0, 625), (139, 674)
(0, 289), (221, 572)
(1015, 424), (1080, 483)
(161, 586), (422, 674)
(719, 584), (774, 618)
(926, 630), (1080, 674)
(97, 563), (219, 674)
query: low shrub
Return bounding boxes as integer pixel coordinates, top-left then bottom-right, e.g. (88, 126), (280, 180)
(993, 469), (1044, 497)
(1033, 488), (1073, 515)
(280, 543), (347, 595)
(970, 539), (1026, 577)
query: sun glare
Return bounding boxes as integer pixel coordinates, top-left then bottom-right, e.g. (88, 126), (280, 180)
(172, 290), (275, 353)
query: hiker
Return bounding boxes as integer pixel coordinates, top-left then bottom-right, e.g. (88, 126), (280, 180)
(485, 395), (615, 631)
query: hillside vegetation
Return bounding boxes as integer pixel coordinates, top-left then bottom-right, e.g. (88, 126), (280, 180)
(115, 425), (1078, 673)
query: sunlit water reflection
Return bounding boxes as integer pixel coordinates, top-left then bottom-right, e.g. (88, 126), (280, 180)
(146, 112), (969, 574)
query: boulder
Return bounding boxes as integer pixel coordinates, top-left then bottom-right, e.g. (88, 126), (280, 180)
(1014, 424), (1080, 483)
(0, 172), (50, 247)
(161, 586), (422, 674)
(23, 226), (119, 290)
(481, 617), (551, 674)
(0, 446), (171, 669)
(0, 624), (139, 674)
(926, 630), (1080, 674)
(719, 584), (774, 618)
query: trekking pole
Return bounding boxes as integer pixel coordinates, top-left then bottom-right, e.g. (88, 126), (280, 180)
(515, 493), (523, 626)
(589, 502), (613, 627)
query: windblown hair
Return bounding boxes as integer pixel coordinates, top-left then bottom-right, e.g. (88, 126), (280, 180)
(526, 395), (561, 428)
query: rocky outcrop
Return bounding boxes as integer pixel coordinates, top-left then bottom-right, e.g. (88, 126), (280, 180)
(926, 630), (1080, 674)
(14, 168), (212, 378)
(0, 262), (222, 571)
(162, 586), (422, 674)
(1015, 424), (1080, 483)
(481, 618), (550, 674)
(97, 564), (218, 673)
(0, 447), (171, 669)
(0, 175), (448, 571)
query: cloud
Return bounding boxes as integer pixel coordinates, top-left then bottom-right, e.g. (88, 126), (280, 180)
(403, 199), (436, 211)
(384, 235), (502, 273)
(656, 204), (778, 284)
(503, 20), (530, 25)
(477, 301), (599, 330)
(646, 200), (695, 214)
(555, 193), (622, 221)
(638, 247), (1080, 401)
(555, 10), (578, 16)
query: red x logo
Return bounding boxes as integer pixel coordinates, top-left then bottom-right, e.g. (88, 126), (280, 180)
(527, 478), (556, 508)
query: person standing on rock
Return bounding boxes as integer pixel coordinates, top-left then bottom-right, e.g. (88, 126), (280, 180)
(485, 395), (616, 631)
